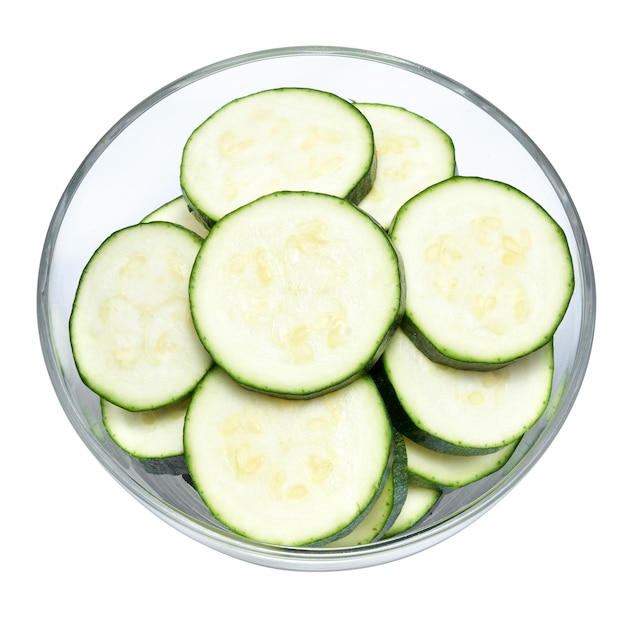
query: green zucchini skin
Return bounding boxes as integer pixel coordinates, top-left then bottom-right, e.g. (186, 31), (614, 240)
(135, 455), (189, 476)
(346, 151), (377, 207)
(376, 429), (410, 539)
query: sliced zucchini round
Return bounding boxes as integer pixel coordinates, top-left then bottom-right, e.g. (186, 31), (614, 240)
(141, 195), (209, 238)
(376, 328), (554, 453)
(381, 479), (441, 540)
(70, 222), (212, 411)
(354, 102), (456, 229)
(322, 471), (396, 547)
(180, 87), (376, 225)
(403, 434), (519, 489)
(101, 397), (187, 459)
(390, 176), (574, 368)
(189, 191), (404, 398)
(184, 368), (393, 546)
(101, 397), (189, 475)
(324, 430), (408, 547)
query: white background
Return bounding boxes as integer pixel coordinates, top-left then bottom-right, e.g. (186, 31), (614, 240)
(3, 2), (622, 624)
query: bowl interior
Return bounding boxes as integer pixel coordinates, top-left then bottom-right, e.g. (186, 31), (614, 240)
(38, 46), (595, 571)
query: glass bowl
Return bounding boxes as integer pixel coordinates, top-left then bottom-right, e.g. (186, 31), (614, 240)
(37, 45), (596, 571)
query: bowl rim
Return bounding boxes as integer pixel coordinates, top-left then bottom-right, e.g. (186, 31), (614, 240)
(37, 44), (597, 571)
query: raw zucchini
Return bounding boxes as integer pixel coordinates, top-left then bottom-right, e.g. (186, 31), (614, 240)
(70, 221), (212, 411)
(354, 102), (455, 229)
(180, 87), (376, 226)
(374, 328), (554, 454)
(381, 479), (441, 540)
(189, 190), (404, 398)
(66, 83), (578, 551)
(389, 176), (574, 368)
(378, 429), (410, 539)
(101, 397), (188, 475)
(324, 430), (408, 546)
(183, 368), (393, 546)
(403, 434), (519, 489)
(323, 468), (395, 547)
(141, 195), (209, 238)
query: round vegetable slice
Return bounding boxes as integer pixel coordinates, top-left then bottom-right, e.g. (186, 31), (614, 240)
(70, 222), (212, 411)
(181, 87), (376, 225)
(381, 480), (441, 540)
(189, 191), (404, 398)
(184, 368), (393, 546)
(324, 430), (409, 546)
(354, 102), (456, 229)
(390, 176), (574, 368)
(403, 434), (519, 489)
(101, 397), (189, 475)
(101, 397), (187, 460)
(376, 328), (554, 453)
(141, 195), (209, 238)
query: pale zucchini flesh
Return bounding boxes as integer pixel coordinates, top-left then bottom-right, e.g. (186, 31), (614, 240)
(354, 102), (456, 229)
(141, 195), (209, 238)
(180, 87), (376, 225)
(390, 176), (574, 368)
(189, 191), (404, 398)
(184, 368), (393, 546)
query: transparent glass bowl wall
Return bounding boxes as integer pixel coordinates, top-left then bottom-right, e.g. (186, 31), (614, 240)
(38, 46), (595, 571)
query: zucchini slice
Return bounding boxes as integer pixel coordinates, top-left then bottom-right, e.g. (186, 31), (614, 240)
(189, 191), (404, 398)
(101, 397), (187, 459)
(354, 102), (456, 229)
(323, 471), (396, 547)
(180, 87), (376, 225)
(183, 368), (393, 546)
(141, 195), (209, 238)
(390, 176), (574, 368)
(381, 479), (441, 540)
(324, 430), (409, 546)
(375, 328), (554, 454)
(403, 434), (519, 489)
(70, 222), (212, 411)
(101, 397), (188, 475)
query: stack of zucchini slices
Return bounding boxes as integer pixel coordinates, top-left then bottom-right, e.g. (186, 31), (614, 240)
(69, 87), (574, 547)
